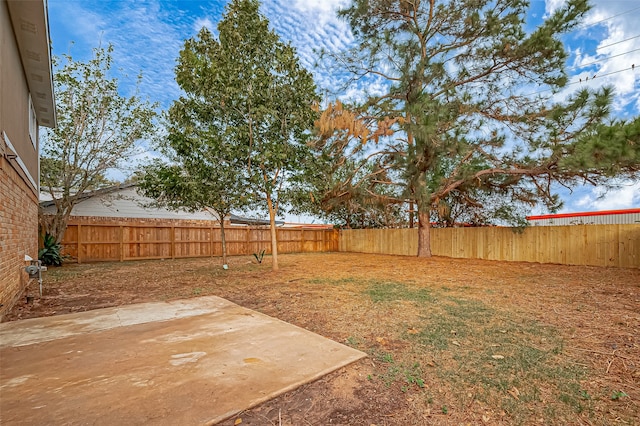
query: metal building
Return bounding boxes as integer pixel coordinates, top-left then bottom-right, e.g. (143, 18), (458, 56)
(527, 208), (640, 226)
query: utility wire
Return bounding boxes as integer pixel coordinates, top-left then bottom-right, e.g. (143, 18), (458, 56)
(569, 64), (637, 86)
(597, 34), (640, 50)
(526, 65), (637, 96)
(576, 5), (640, 30)
(568, 47), (640, 71)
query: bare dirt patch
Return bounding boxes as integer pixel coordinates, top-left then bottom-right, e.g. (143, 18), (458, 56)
(5, 253), (639, 425)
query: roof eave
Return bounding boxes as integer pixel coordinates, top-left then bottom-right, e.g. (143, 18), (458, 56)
(6, 0), (57, 128)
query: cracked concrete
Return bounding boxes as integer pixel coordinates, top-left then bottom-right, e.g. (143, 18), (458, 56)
(0, 296), (366, 425)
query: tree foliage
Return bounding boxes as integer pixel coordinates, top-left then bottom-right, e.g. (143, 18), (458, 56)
(310, 0), (639, 256)
(292, 155), (407, 229)
(137, 112), (252, 267)
(41, 45), (156, 242)
(171, 0), (318, 271)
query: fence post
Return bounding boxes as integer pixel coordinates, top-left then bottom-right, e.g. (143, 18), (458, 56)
(246, 227), (251, 254)
(276, 227), (280, 253)
(301, 229), (305, 253)
(321, 230), (326, 252)
(171, 225), (175, 259)
(77, 224), (82, 264)
(119, 225), (124, 262)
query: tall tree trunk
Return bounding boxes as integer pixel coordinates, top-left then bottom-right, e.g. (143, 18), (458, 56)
(417, 209), (432, 258)
(409, 201), (415, 228)
(41, 203), (74, 244)
(220, 216), (228, 266)
(413, 172), (432, 257)
(266, 193), (279, 271)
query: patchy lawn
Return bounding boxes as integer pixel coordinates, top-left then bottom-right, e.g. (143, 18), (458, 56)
(6, 253), (639, 425)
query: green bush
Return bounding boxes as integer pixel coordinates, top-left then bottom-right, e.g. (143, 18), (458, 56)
(39, 233), (63, 266)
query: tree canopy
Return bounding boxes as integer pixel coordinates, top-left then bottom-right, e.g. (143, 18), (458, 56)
(41, 45), (157, 243)
(307, 0), (639, 256)
(165, 0), (318, 271)
(137, 129), (251, 266)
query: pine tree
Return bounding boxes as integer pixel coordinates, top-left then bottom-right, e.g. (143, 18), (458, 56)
(316, 0), (639, 256)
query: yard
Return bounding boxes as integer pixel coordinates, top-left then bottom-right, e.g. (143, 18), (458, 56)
(6, 253), (639, 425)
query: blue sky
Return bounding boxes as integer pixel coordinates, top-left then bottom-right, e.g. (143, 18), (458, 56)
(46, 0), (640, 215)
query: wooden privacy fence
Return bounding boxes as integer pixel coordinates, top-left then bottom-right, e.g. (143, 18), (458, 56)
(59, 220), (338, 263)
(340, 225), (640, 268)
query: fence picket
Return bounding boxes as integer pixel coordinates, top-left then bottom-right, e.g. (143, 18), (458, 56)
(57, 217), (338, 263)
(339, 225), (639, 268)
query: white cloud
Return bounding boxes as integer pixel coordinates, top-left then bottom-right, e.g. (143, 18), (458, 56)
(48, 1), (107, 52)
(562, 181), (640, 211)
(193, 17), (215, 33)
(564, 1), (640, 116)
(544, 0), (566, 17)
(591, 182), (640, 210)
(258, 0), (354, 93)
(291, 0), (350, 24)
(47, 0), (639, 211)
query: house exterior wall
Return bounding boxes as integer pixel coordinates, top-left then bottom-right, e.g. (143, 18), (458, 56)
(1, 0), (40, 182)
(0, 157), (38, 320)
(0, 0), (48, 320)
(40, 187), (222, 221)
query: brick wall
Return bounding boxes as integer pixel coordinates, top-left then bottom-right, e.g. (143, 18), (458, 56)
(0, 156), (38, 320)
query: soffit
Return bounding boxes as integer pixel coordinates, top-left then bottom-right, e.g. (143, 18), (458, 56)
(6, 0), (56, 128)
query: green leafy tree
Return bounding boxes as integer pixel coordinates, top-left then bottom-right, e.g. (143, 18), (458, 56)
(318, 0), (639, 256)
(174, 0), (319, 271)
(41, 45), (156, 242)
(137, 123), (252, 267)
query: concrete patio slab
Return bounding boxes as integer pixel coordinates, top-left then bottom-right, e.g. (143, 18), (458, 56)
(0, 296), (366, 425)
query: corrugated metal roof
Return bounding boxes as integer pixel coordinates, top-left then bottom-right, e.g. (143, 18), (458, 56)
(527, 209), (640, 226)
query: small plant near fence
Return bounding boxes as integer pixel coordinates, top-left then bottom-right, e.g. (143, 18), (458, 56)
(253, 249), (266, 264)
(39, 233), (64, 266)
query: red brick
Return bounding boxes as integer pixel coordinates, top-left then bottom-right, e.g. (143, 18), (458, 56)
(0, 157), (38, 320)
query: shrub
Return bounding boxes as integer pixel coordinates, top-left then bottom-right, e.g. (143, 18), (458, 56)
(39, 233), (63, 266)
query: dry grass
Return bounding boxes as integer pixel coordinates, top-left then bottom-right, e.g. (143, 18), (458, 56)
(7, 252), (640, 425)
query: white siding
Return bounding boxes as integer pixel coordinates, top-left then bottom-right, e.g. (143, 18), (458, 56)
(41, 187), (219, 221)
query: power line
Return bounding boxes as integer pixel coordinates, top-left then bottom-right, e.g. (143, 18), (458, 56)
(526, 64), (638, 97)
(577, 5), (640, 30)
(597, 34), (640, 50)
(570, 64), (637, 86)
(568, 47), (640, 71)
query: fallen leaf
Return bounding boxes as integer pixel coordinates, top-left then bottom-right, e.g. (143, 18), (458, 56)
(376, 337), (387, 345)
(407, 328), (419, 334)
(507, 387), (520, 400)
(452, 340), (460, 346)
(491, 355), (504, 360)
(234, 419), (242, 425)
(482, 415), (490, 423)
